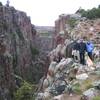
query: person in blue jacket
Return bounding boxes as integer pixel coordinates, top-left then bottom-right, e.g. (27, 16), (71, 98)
(86, 41), (94, 61)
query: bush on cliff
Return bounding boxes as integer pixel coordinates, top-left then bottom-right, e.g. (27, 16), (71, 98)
(0, 2), (3, 6)
(79, 5), (100, 19)
(68, 18), (77, 28)
(14, 81), (36, 100)
(30, 45), (39, 60)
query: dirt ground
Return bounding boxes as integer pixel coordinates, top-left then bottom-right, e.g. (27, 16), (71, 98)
(53, 93), (81, 100)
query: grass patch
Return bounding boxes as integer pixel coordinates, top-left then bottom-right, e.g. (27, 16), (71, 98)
(73, 83), (82, 95)
(41, 32), (50, 36)
(93, 96), (100, 100)
(81, 79), (93, 91)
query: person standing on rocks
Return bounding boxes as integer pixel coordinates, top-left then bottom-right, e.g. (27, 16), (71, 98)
(72, 40), (80, 62)
(79, 39), (86, 65)
(86, 41), (94, 61)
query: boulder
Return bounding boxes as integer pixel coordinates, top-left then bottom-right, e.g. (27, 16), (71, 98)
(54, 58), (73, 73)
(92, 80), (100, 90)
(76, 73), (88, 80)
(53, 94), (64, 100)
(82, 88), (99, 100)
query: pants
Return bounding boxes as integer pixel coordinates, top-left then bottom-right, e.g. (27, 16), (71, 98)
(88, 52), (93, 61)
(80, 53), (85, 65)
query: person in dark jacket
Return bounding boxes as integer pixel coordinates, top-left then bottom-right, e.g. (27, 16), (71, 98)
(73, 40), (80, 51)
(79, 39), (86, 65)
(72, 40), (80, 61)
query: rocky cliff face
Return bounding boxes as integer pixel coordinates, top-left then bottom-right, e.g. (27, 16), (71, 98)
(36, 29), (100, 100)
(36, 35), (100, 100)
(36, 13), (100, 100)
(0, 5), (37, 99)
(55, 14), (100, 49)
(71, 19), (100, 48)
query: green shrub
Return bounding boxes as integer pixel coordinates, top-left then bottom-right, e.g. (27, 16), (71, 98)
(17, 32), (24, 40)
(30, 45), (39, 60)
(0, 2), (3, 6)
(73, 83), (82, 94)
(3, 21), (8, 30)
(80, 5), (100, 19)
(68, 18), (77, 28)
(41, 32), (50, 36)
(82, 79), (93, 91)
(14, 81), (36, 100)
(14, 25), (24, 40)
(31, 47), (39, 55)
(93, 96), (100, 100)
(86, 84), (93, 90)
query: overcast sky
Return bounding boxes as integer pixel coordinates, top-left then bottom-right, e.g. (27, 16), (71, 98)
(1, 0), (100, 26)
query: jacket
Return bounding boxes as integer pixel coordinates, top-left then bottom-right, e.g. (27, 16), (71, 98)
(73, 42), (80, 50)
(86, 42), (94, 53)
(79, 42), (86, 53)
